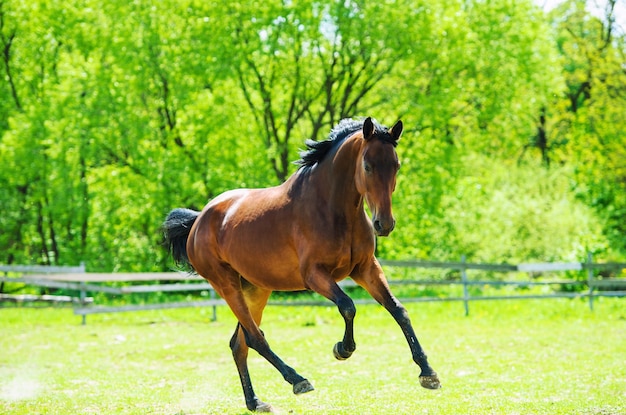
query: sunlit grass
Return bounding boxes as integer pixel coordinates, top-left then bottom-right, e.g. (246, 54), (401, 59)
(1, 299), (625, 414)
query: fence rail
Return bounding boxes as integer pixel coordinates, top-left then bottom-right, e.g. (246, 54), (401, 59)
(1, 255), (625, 324)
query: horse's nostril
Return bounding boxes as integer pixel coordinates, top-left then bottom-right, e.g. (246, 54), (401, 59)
(374, 220), (382, 232)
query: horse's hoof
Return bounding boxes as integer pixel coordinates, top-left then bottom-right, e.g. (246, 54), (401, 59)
(333, 342), (353, 360)
(293, 379), (314, 395)
(419, 373), (442, 389)
(250, 398), (274, 413)
(254, 402), (274, 413)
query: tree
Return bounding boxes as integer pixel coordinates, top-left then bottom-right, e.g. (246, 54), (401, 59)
(215, 0), (429, 182)
(548, 0), (626, 255)
(376, 0), (564, 260)
(0, 0), (623, 273)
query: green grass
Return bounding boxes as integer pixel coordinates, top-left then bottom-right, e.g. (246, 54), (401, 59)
(1, 299), (625, 414)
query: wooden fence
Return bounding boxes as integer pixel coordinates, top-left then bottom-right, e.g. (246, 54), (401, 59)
(1, 255), (625, 324)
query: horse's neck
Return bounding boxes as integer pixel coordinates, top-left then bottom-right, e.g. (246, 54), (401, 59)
(315, 136), (365, 216)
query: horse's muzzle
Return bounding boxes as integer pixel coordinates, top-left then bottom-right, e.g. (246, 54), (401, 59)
(373, 217), (395, 237)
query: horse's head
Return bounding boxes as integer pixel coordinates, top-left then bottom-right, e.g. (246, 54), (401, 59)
(355, 117), (402, 237)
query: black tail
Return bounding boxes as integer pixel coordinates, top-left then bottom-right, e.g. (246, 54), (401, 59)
(162, 208), (200, 269)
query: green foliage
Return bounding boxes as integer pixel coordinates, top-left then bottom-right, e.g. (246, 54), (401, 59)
(379, 153), (609, 262)
(1, 0), (625, 271)
(547, 0), (626, 255)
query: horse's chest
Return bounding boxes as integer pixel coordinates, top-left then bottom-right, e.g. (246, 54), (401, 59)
(325, 231), (375, 279)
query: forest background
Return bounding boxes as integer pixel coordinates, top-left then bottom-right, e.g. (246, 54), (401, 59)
(1, 0), (625, 273)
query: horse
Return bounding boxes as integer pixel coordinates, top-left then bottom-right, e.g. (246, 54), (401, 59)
(163, 117), (440, 412)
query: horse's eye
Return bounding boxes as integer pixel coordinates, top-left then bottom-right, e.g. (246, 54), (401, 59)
(364, 162), (372, 173)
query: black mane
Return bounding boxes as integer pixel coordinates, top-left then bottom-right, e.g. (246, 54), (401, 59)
(296, 118), (394, 169)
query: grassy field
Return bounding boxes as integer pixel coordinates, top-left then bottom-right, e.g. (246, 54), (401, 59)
(1, 298), (625, 415)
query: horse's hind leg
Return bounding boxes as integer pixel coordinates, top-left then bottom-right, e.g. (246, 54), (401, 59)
(219, 277), (313, 411)
(229, 283), (275, 412)
(231, 323), (273, 412)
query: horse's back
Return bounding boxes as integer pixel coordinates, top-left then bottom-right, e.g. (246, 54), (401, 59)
(188, 185), (305, 291)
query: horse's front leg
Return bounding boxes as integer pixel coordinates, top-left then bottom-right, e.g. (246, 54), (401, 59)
(352, 258), (441, 389)
(304, 267), (357, 360)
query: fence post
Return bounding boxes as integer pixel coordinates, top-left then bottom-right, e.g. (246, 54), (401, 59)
(78, 262), (88, 325)
(79, 281), (87, 325)
(461, 255), (470, 316)
(587, 252), (594, 311)
(210, 288), (217, 322)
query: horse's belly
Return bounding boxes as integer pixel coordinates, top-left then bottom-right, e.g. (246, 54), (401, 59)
(232, 254), (305, 291)
(221, 229), (304, 291)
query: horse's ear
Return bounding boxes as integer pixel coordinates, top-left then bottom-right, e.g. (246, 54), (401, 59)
(390, 120), (403, 142)
(363, 117), (375, 140)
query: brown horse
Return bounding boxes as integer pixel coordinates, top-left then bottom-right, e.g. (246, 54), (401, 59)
(163, 117), (440, 412)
